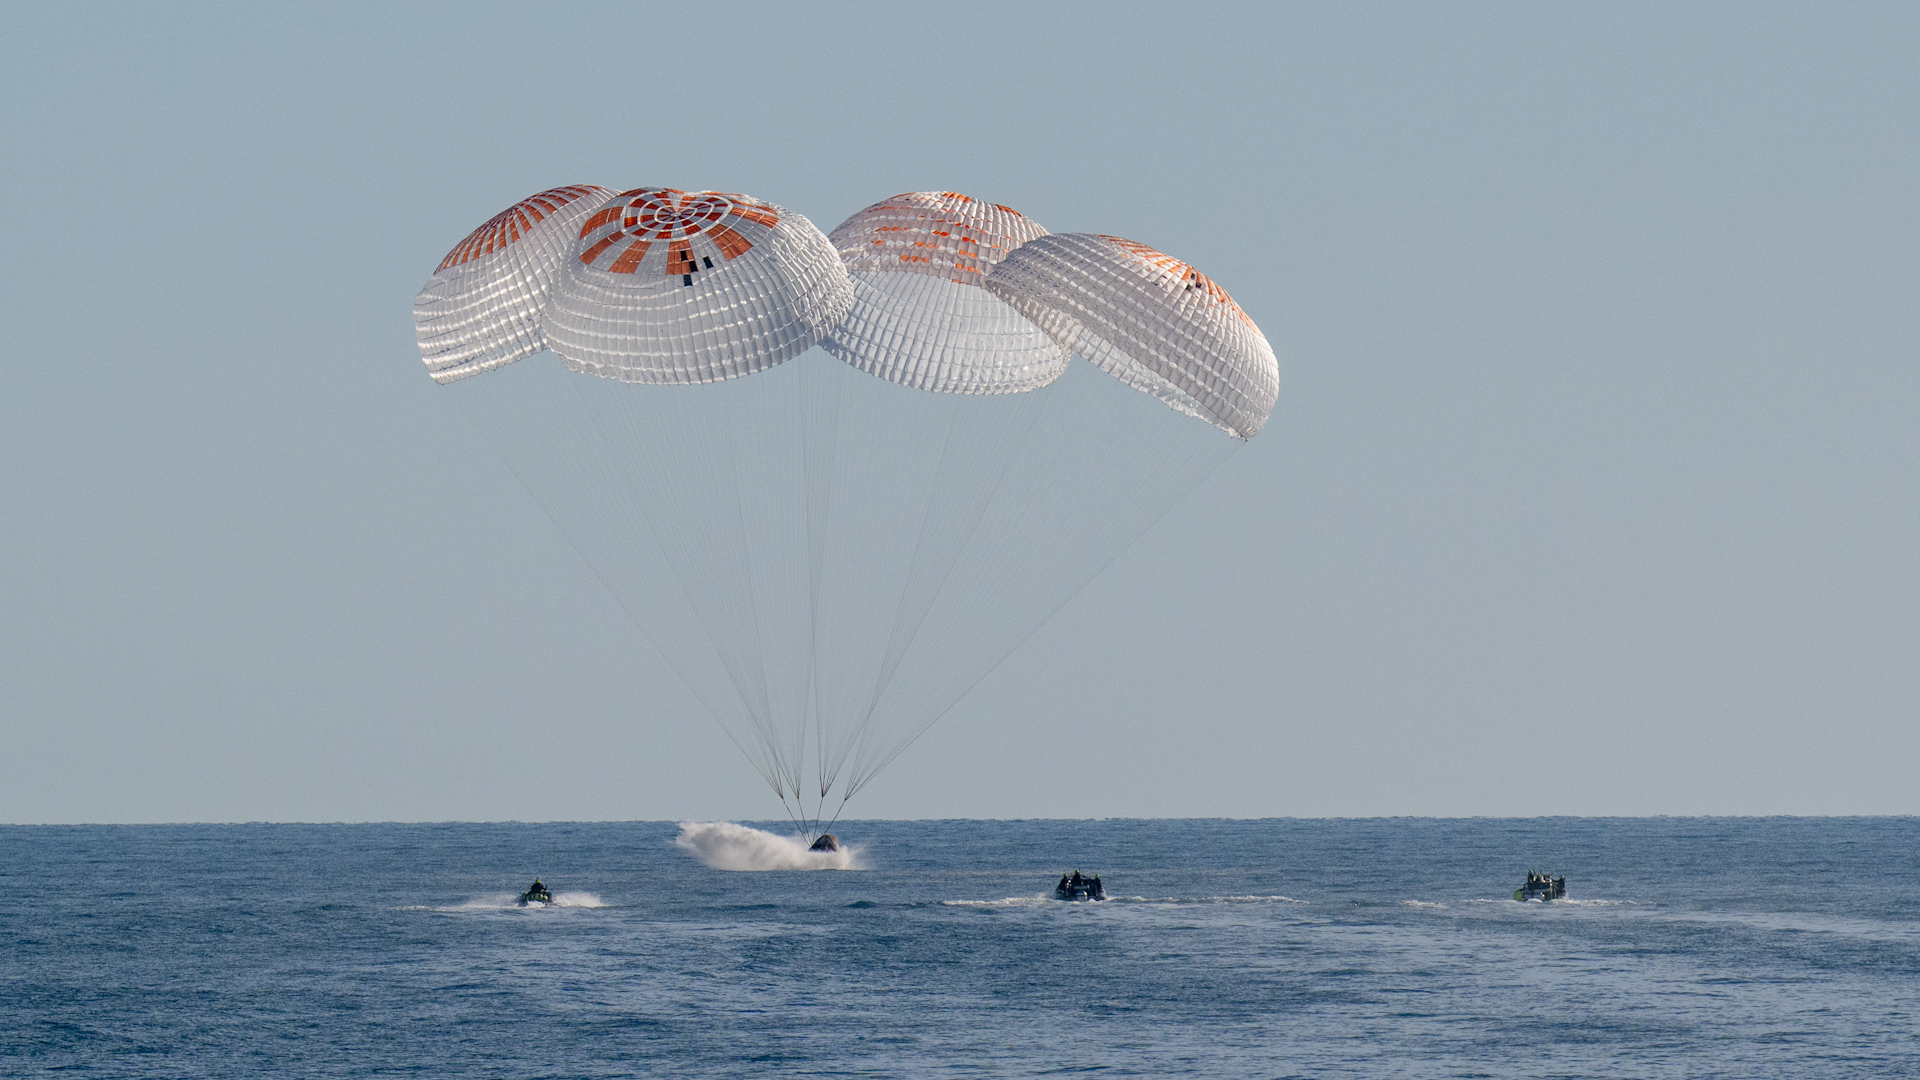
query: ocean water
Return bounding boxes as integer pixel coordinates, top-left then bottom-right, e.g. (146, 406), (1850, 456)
(2, 817), (1916, 1078)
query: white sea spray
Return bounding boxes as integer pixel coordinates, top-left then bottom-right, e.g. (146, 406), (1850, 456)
(674, 821), (863, 871)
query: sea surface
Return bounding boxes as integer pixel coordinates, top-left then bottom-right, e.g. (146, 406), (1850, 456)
(2, 817), (1916, 1078)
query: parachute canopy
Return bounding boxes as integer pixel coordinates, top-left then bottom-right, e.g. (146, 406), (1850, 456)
(984, 233), (1279, 439)
(415, 185), (612, 384)
(823, 191), (1065, 394)
(414, 185), (1278, 831)
(543, 188), (852, 385)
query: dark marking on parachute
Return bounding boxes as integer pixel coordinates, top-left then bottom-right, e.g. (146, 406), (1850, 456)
(703, 256), (713, 269)
(683, 274), (693, 286)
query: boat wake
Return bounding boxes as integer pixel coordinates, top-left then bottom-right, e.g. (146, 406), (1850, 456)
(1464, 897), (1635, 908)
(942, 894), (1306, 907)
(674, 821), (863, 871)
(1101, 894), (1308, 905)
(423, 891), (608, 912)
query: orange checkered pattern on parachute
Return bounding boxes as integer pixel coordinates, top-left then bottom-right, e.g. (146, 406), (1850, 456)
(831, 192), (1047, 285)
(436, 186), (604, 271)
(574, 188), (782, 276)
(1100, 236), (1255, 327)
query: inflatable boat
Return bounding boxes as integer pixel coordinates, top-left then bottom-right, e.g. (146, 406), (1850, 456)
(1054, 871), (1106, 902)
(1513, 870), (1566, 901)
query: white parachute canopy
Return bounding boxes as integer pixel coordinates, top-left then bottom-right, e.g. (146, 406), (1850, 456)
(414, 185), (613, 383)
(985, 233), (1280, 439)
(824, 191), (1065, 394)
(543, 188), (852, 384)
(415, 186), (1277, 832)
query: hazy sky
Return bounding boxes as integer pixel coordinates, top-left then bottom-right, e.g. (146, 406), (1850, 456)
(3, 3), (1915, 823)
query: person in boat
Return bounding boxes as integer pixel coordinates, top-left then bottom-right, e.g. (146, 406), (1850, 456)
(523, 879), (552, 903)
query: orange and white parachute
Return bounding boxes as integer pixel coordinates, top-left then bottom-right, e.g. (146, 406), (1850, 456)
(822, 191), (1065, 394)
(543, 188), (851, 385)
(983, 233), (1279, 439)
(414, 185), (612, 384)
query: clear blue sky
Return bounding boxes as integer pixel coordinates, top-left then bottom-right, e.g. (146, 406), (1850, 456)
(3, 2), (1915, 822)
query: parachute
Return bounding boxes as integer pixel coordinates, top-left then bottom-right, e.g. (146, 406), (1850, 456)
(543, 188), (851, 384)
(414, 186), (1277, 834)
(824, 191), (1065, 393)
(416, 185), (613, 383)
(985, 232), (1280, 439)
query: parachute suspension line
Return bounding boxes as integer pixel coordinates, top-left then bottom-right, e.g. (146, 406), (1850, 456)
(453, 350), (1240, 821)
(808, 368), (999, 805)
(751, 363), (825, 810)
(753, 360), (825, 831)
(565, 362), (796, 805)
(620, 376), (798, 801)
(818, 409), (962, 799)
(718, 375), (793, 800)
(799, 358), (844, 812)
(776, 786), (821, 845)
(593, 379), (774, 782)
(811, 391), (960, 801)
(835, 361), (1243, 800)
(821, 791), (851, 838)
(744, 377), (808, 806)
(449, 360), (795, 797)
(834, 386), (1048, 797)
(838, 438), (1239, 800)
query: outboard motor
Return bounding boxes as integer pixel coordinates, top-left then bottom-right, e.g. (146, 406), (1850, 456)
(809, 834), (841, 852)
